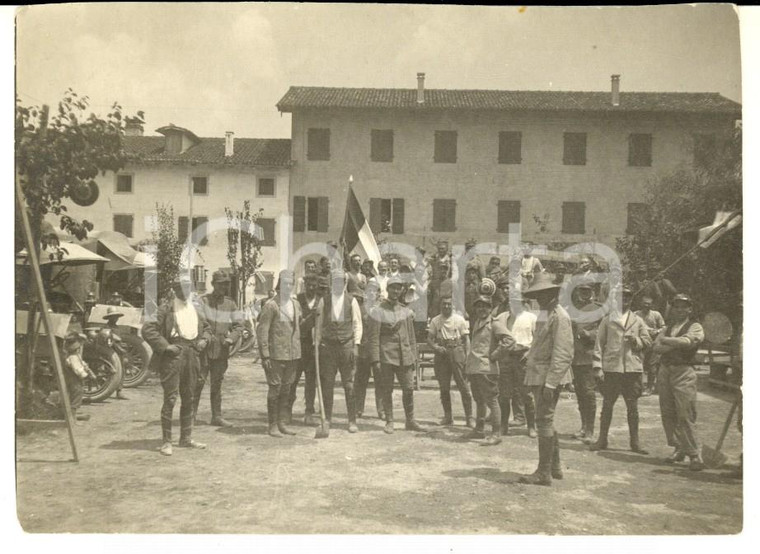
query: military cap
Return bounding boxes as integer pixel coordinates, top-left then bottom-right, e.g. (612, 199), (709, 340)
(212, 269), (231, 283)
(473, 295), (492, 307)
(672, 293), (692, 305)
(104, 306), (124, 319)
(387, 274), (405, 288)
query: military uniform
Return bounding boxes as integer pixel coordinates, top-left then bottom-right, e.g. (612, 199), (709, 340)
(367, 285), (423, 433)
(195, 273), (244, 426)
(570, 296), (604, 440)
(636, 307), (666, 393)
(288, 289), (319, 421)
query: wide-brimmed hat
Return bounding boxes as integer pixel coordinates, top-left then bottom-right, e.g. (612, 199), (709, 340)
(523, 273), (561, 298)
(672, 293), (693, 306)
(104, 306), (124, 320)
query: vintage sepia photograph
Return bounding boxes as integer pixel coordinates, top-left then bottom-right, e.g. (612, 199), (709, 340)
(11, 2), (748, 539)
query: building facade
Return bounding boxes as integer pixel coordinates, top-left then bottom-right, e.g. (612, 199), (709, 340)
(277, 75), (740, 256)
(58, 123), (291, 293)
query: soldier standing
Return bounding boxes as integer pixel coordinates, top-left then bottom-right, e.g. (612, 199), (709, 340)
(194, 270), (244, 427)
(315, 268), (363, 433)
(570, 280), (603, 443)
(289, 273), (320, 425)
(653, 293), (706, 471)
(368, 275), (425, 434)
(635, 295), (666, 396)
(426, 240), (455, 319)
(518, 274), (574, 486)
(589, 286), (651, 454)
(256, 270), (301, 438)
(143, 274), (212, 456)
(427, 296), (474, 427)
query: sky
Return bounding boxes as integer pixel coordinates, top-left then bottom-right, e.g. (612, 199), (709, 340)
(15, 3), (743, 140)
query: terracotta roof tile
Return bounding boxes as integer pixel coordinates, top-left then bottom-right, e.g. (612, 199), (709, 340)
(277, 87), (741, 115)
(123, 136), (291, 167)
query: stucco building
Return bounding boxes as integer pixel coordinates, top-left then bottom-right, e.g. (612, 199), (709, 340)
(60, 122), (291, 293)
(277, 74), (741, 255)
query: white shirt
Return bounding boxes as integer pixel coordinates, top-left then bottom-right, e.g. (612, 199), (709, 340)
(316, 294), (363, 345)
(172, 297), (199, 340)
(370, 274), (389, 299)
(508, 310), (537, 348)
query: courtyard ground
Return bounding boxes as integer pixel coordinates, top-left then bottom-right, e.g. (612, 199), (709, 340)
(15, 357), (743, 534)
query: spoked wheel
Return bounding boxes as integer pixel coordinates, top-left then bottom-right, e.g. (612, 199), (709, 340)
(229, 330), (256, 358)
(83, 348), (123, 403)
(119, 334), (153, 388)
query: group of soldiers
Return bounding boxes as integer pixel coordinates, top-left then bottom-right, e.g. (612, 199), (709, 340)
(141, 246), (708, 486)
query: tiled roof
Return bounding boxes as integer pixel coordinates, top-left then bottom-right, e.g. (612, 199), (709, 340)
(277, 87), (741, 115)
(122, 136), (291, 167)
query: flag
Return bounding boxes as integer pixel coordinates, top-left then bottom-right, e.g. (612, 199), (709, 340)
(698, 210), (741, 249)
(340, 185), (382, 266)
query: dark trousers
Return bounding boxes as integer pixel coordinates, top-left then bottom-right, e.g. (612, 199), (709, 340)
(319, 340), (356, 422)
(598, 372), (643, 442)
(643, 348), (660, 389)
(264, 359), (297, 425)
(160, 343), (200, 442)
(194, 357), (229, 418)
(499, 357), (534, 428)
(63, 369), (83, 414)
(572, 364), (597, 433)
(354, 355), (382, 416)
(377, 363), (415, 423)
(433, 346), (473, 418)
(531, 385), (561, 438)
(289, 346), (316, 415)
(470, 373), (501, 434)
(658, 364), (700, 456)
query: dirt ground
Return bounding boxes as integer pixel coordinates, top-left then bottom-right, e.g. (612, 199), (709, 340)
(15, 356), (743, 534)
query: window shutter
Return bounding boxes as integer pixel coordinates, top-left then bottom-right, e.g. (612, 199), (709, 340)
(497, 201), (521, 233)
(498, 132), (522, 164)
(193, 216), (208, 246)
(447, 200), (456, 231)
(293, 196), (306, 232)
(369, 198), (383, 233)
(392, 198), (405, 234)
(317, 196), (329, 232)
(178, 216), (189, 243)
(432, 199), (444, 231)
(562, 202), (586, 234)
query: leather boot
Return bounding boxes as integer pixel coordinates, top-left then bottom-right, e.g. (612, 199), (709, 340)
(210, 390), (232, 427)
(403, 390), (425, 431)
(519, 435), (554, 486)
(465, 418), (486, 439)
(267, 397), (282, 438)
(525, 395), (537, 438)
(499, 397), (510, 436)
(572, 395), (587, 439)
(628, 411), (649, 454)
(346, 386), (358, 433)
(551, 433), (563, 479)
(583, 404), (596, 444)
(461, 390), (473, 426)
(277, 394), (296, 435)
(589, 407), (612, 451)
(440, 391), (453, 425)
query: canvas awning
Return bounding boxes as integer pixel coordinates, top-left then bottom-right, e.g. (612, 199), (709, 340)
(16, 243), (110, 266)
(79, 230), (155, 270)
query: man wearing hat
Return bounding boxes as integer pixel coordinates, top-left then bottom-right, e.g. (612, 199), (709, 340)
(492, 277), (538, 437)
(102, 306), (128, 400)
(256, 270), (302, 437)
(652, 293), (706, 470)
(195, 269), (244, 427)
(314, 268), (363, 433)
(588, 286), (651, 454)
(464, 294), (514, 445)
(62, 331), (92, 423)
(635, 295), (666, 396)
(570, 279), (604, 443)
(143, 273), (213, 456)
(368, 274), (425, 434)
(289, 273), (320, 424)
(426, 240), (456, 319)
(518, 273), (574, 486)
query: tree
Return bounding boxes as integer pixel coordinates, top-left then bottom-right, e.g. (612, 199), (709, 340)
(225, 201), (264, 307)
(15, 89), (141, 253)
(616, 126), (742, 326)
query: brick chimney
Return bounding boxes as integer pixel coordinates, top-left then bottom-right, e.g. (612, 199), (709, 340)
(611, 74), (621, 107)
(417, 72), (425, 104)
(225, 131), (234, 157)
(124, 117), (144, 136)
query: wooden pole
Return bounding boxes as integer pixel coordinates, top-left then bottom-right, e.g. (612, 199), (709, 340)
(16, 176), (79, 462)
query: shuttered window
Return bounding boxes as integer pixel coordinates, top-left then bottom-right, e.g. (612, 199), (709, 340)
(562, 202), (586, 234)
(297, 196), (329, 232)
(293, 196), (306, 232)
(192, 176), (208, 195)
(115, 174), (133, 193)
(434, 131), (457, 163)
(628, 134), (653, 167)
(497, 201), (521, 233)
(627, 203), (649, 235)
(371, 130), (394, 162)
(432, 199), (456, 232)
(307, 128), (330, 161)
(369, 198), (404, 234)
(498, 132), (522, 164)
(257, 218), (276, 246)
(178, 216), (209, 245)
(113, 214), (133, 238)
(563, 133), (587, 165)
